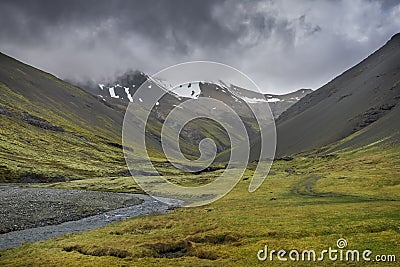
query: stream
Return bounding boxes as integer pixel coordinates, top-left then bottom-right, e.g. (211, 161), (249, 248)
(0, 185), (182, 250)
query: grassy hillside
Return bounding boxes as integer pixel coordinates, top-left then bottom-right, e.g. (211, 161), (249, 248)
(0, 142), (398, 266)
(0, 52), (131, 182)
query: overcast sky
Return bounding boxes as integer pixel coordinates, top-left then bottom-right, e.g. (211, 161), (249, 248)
(1, 0), (399, 94)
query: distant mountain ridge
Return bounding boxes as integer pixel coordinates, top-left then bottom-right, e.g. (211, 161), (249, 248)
(74, 72), (311, 119)
(265, 89), (313, 118)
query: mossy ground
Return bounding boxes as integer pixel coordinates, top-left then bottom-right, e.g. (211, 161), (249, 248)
(0, 144), (399, 266)
(0, 115), (128, 182)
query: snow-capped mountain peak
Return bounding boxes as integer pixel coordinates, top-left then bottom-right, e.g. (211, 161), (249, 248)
(75, 70), (311, 118)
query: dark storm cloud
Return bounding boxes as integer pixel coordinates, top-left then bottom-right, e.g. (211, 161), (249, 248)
(0, 0), (250, 81)
(0, 0), (399, 93)
(0, 0), (239, 53)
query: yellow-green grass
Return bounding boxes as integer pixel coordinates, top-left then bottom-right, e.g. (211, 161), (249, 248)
(0, 145), (399, 266)
(0, 113), (126, 182)
(33, 160), (226, 193)
(34, 176), (144, 194)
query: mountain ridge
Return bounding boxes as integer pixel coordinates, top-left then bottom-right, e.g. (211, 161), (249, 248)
(274, 32), (400, 156)
(73, 72), (311, 119)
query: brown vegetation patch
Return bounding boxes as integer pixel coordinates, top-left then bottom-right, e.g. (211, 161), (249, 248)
(186, 232), (240, 245)
(144, 239), (219, 260)
(63, 245), (131, 258)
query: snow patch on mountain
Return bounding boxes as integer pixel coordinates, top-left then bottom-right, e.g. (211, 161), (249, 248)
(172, 104), (183, 109)
(267, 98), (282, 103)
(124, 87), (134, 102)
(151, 77), (202, 100)
(242, 96), (268, 103)
(174, 82), (201, 99)
(109, 87), (119, 99)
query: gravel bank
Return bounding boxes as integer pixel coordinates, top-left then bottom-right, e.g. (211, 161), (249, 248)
(0, 185), (144, 233)
(0, 185), (182, 250)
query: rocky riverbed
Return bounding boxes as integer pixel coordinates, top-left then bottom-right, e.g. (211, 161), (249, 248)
(0, 185), (182, 250)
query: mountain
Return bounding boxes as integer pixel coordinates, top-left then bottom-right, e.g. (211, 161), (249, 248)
(68, 69), (313, 165)
(72, 72), (309, 161)
(273, 33), (400, 157)
(71, 70), (148, 105)
(123, 80), (264, 160)
(265, 89), (312, 118)
(0, 52), (130, 182)
(74, 74), (310, 119)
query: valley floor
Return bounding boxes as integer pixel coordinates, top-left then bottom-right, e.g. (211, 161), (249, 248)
(0, 145), (399, 266)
